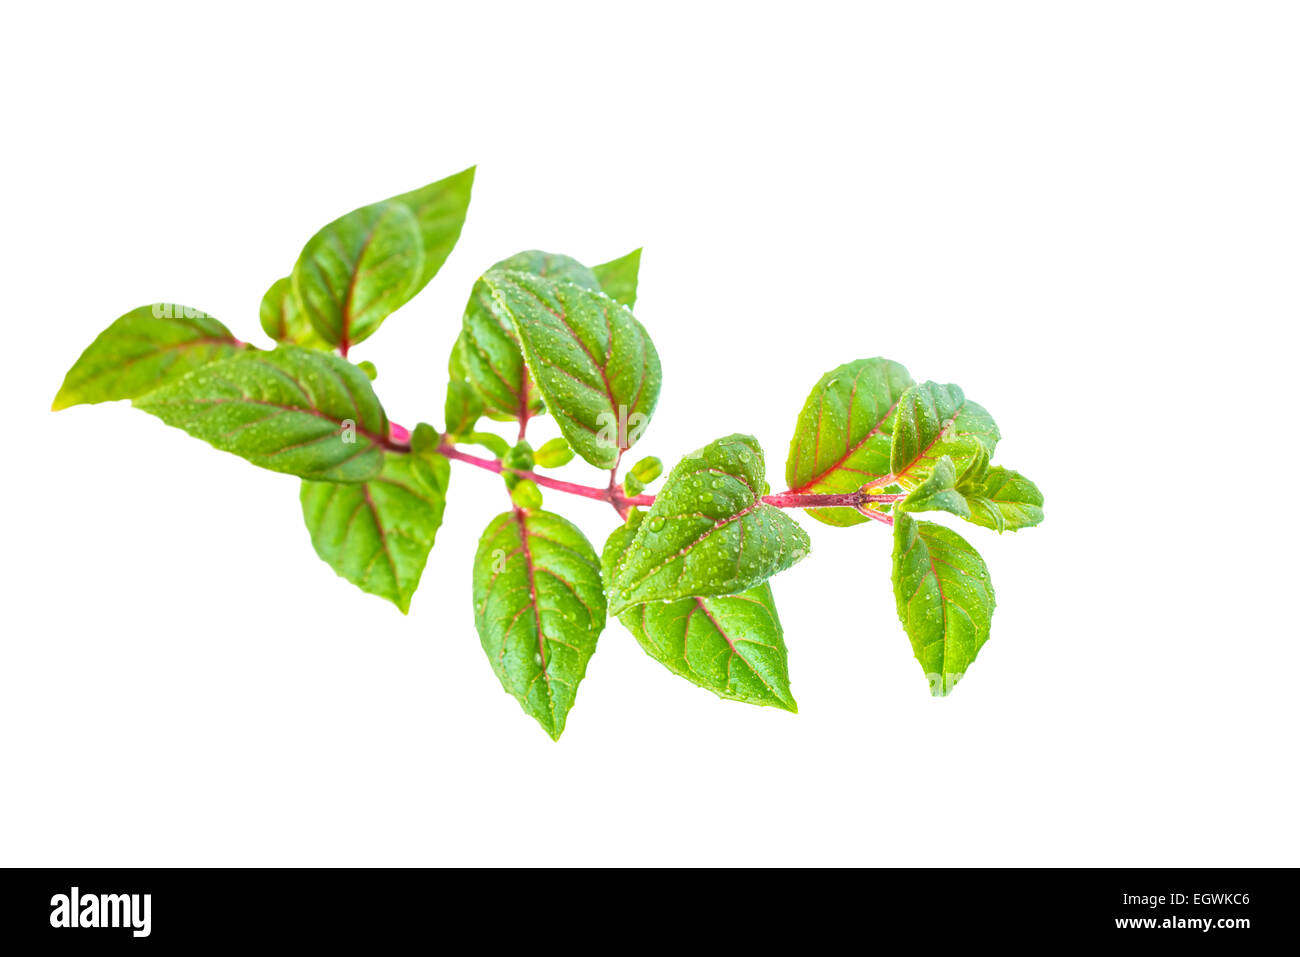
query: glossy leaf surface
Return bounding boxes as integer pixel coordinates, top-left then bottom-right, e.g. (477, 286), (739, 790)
(135, 345), (389, 482)
(301, 451), (450, 612)
(786, 358), (914, 527)
(53, 304), (245, 410)
(472, 509), (606, 739)
(609, 434), (809, 614)
(604, 513), (796, 710)
(892, 514), (995, 696)
(890, 381), (1000, 489)
(484, 269), (661, 468)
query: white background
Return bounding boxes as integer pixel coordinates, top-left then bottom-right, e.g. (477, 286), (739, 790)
(3, 2), (1296, 866)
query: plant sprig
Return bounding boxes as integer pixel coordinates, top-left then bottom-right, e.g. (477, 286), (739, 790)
(54, 168), (1045, 740)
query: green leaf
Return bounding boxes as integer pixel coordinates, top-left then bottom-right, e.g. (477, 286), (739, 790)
(900, 451), (1045, 534)
(591, 247), (642, 308)
(484, 269), (662, 469)
(463, 431), (510, 459)
(53, 304), (246, 410)
(510, 479), (543, 510)
(502, 440), (534, 490)
(609, 434), (810, 615)
(259, 277), (328, 348)
(292, 200), (424, 350)
(472, 509), (606, 740)
(785, 358), (914, 527)
(890, 382), (1000, 490)
(898, 455), (971, 521)
(892, 514), (995, 696)
(443, 379), (482, 436)
(387, 165), (476, 289)
(459, 251), (599, 422)
(603, 513), (796, 711)
(964, 467), (1045, 532)
(135, 345), (390, 482)
(629, 455), (662, 483)
(300, 450), (449, 613)
(448, 329), (470, 380)
(534, 436), (574, 468)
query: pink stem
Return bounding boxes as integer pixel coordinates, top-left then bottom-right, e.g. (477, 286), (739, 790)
(762, 490), (906, 508)
(391, 424), (900, 520)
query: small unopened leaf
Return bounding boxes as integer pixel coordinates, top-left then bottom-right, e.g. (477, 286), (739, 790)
(785, 358), (914, 527)
(610, 434), (809, 614)
(604, 513), (796, 711)
(534, 437), (574, 468)
(300, 451), (450, 612)
(899, 455), (971, 520)
(135, 345), (390, 482)
(890, 381), (999, 489)
(591, 247), (642, 308)
(53, 304), (245, 410)
(472, 509), (606, 740)
(485, 269), (662, 469)
(892, 514), (995, 696)
(292, 200), (424, 350)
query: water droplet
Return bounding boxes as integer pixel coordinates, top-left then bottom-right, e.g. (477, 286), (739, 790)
(648, 516), (666, 532)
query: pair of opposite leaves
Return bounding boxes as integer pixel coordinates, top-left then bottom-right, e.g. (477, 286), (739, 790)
(52, 168), (661, 614)
(473, 359), (1042, 739)
(53, 166), (1043, 738)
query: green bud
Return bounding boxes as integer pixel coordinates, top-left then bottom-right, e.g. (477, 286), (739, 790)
(503, 441), (534, 490)
(465, 431), (510, 459)
(510, 479), (543, 510)
(623, 473), (646, 497)
(534, 436), (574, 468)
(630, 455), (663, 484)
(355, 360), (378, 381)
(410, 423), (438, 454)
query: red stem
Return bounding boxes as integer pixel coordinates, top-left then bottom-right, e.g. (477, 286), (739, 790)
(418, 432), (901, 520)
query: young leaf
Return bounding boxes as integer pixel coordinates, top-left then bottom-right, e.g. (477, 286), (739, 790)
(459, 251), (599, 422)
(53, 304), (246, 410)
(387, 165), (476, 289)
(259, 277), (328, 348)
(300, 450), (450, 613)
(534, 437), (574, 468)
(472, 509), (606, 740)
(898, 455), (971, 521)
(135, 345), (390, 482)
(785, 358), (914, 527)
(484, 269), (662, 469)
(890, 381), (1000, 490)
(292, 200), (424, 351)
(963, 467), (1045, 532)
(510, 479), (543, 510)
(603, 513), (796, 711)
(892, 514), (995, 696)
(591, 247), (642, 308)
(609, 434), (810, 615)
(443, 379), (483, 436)
(629, 455), (662, 484)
